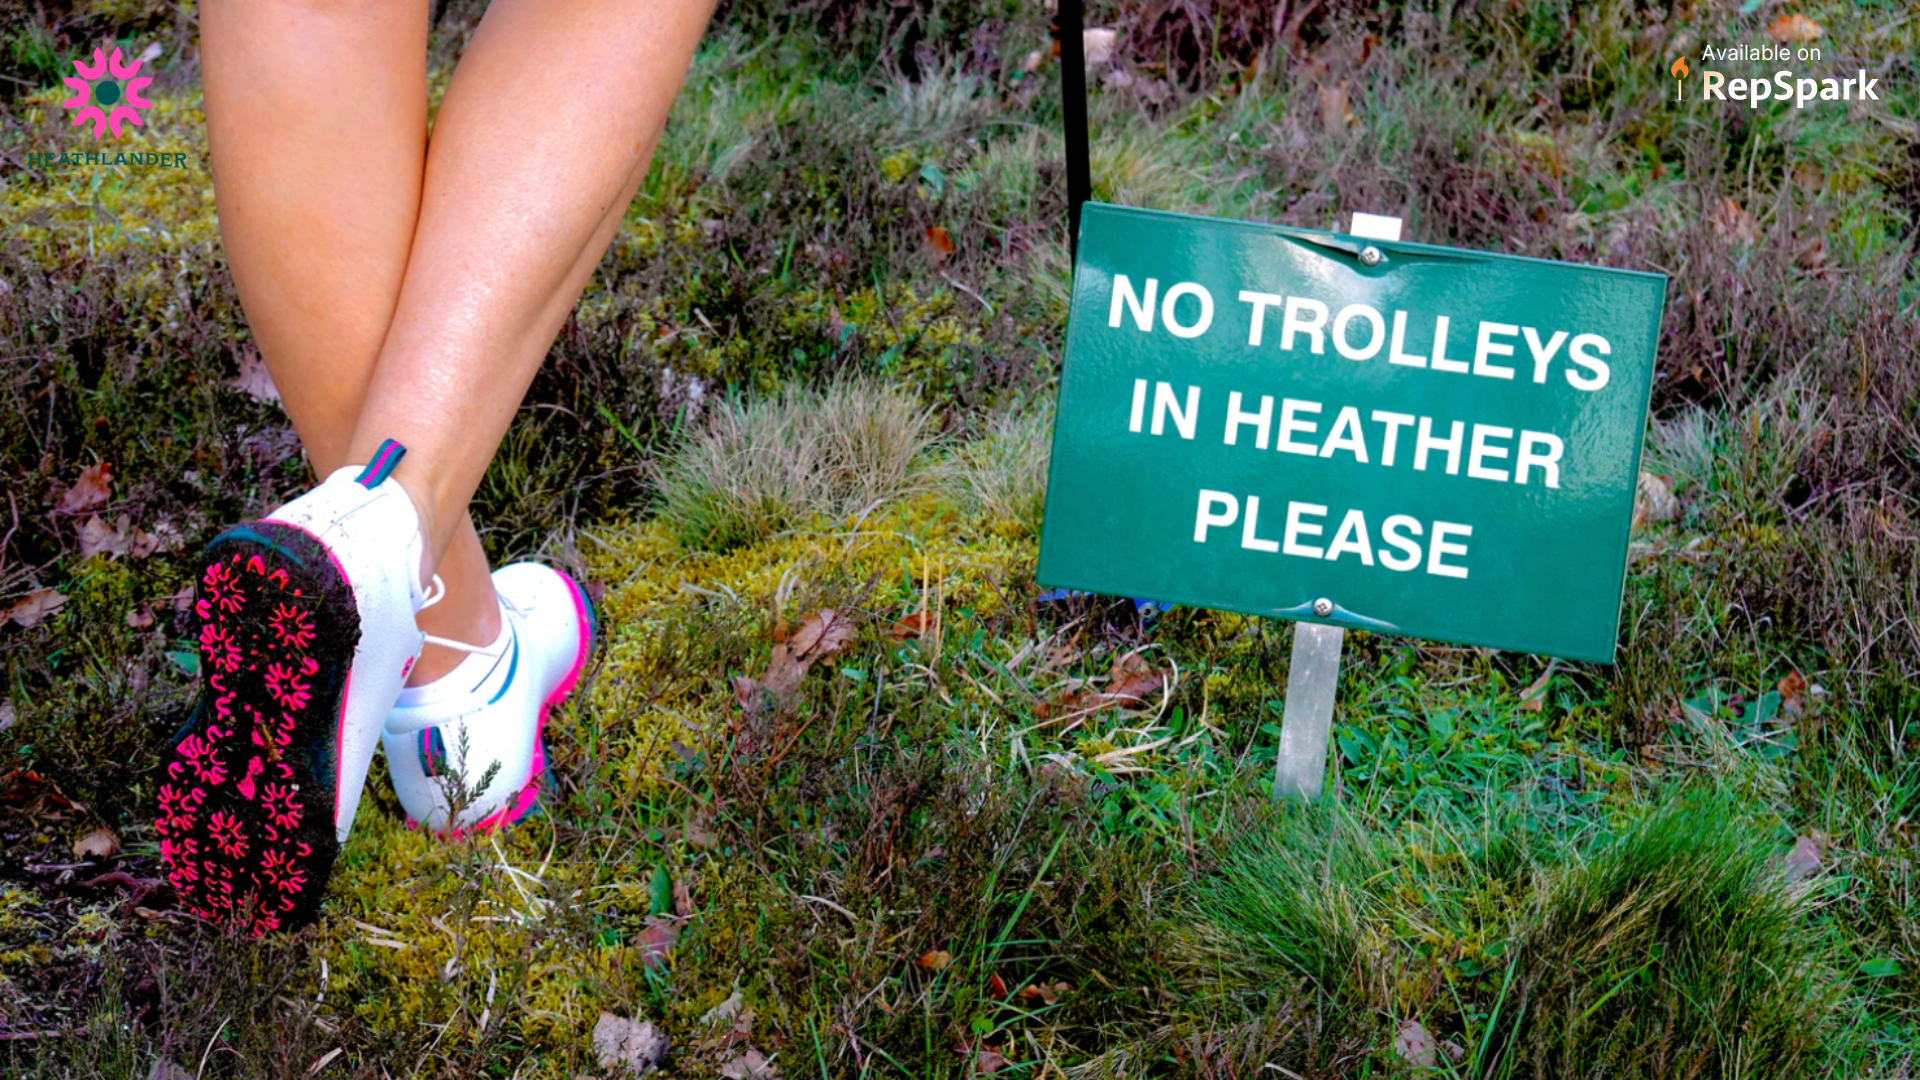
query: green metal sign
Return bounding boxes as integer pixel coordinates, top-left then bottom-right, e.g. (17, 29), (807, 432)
(1038, 203), (1667, 662)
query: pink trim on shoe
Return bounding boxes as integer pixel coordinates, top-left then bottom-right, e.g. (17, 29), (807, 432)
(269, 518), (363, 830)
(435, 567), (592, 839)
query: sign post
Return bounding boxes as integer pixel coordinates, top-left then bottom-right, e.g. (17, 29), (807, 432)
(1039, 203), (1666, 798)
(1267, 211), (1402, 800)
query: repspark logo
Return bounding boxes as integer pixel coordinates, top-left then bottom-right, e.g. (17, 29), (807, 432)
(1669, 41), (1881, 109)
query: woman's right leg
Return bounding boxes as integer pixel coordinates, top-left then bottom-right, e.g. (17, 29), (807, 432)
(170, 0), (481, 933)
(200, 0), (497, 683)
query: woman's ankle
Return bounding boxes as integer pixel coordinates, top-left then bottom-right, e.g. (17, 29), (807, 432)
(407, 520), (501, 686)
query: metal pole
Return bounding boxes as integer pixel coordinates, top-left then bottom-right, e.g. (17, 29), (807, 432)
(1272, 621), (1346, 800)
(1058, 0), (1091, 265)
(1272, 211), (1403, 802)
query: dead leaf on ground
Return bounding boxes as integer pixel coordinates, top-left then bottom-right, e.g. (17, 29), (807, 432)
(1017, 980), (1071, 1005)
(1020, 49), (1047, 74)
(74, 826), (121, 860)
(5, 588), (69, 629)
(128, 608), (155, 630)
(916, 949), (954, 971)
(1082, 27), (1117, 66)
(1778, 671), (1809, 720)
(229, 346), (282, 404)
(762, 610), (854, 695)
(1633, 472), (1679, 531)
(890, 609), (933, 641)
(1043, 649), (1165, 720)
(1785, 833), (1827, 883)
(700, 989), (745, 1028)
(593, 1011), (667, 1075)
(1709, 198), (1758, 245)
(1795, 236), (1835, 279)
(1318, 79), (1353, 133)
(0, 703), (13, 731)
(732, 675), (765, 708)
(719, 1049), (778, 1079)
(79, 514), (138, 560)
(165, 586), (194, 612)
(975, 1046), (1011, 1075)
(639, 920), (679, 969)
(0, 768), (88, 818)
(1394, 1019), (1438, 1068)
(924, 226), (954, 259)
(56, 461), (112, 515)
(130, 521), (179, 558)
(1518, 663), (1557, 712)
(1766, 13), (1823, 43)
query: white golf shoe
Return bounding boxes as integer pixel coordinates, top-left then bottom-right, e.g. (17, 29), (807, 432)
(380, 562), (593, 835)
(157, 439), (429, 933)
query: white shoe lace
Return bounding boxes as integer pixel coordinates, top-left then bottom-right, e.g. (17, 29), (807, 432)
(415, 575), (512, 656)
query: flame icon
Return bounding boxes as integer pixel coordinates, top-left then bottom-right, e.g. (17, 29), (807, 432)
(1670, 56), (1689, 79)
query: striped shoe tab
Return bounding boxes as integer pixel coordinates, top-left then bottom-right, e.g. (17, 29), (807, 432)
(354, 439), (407, 489)
(418, 727), (448, 778)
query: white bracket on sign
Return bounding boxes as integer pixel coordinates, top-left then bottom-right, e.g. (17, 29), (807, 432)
(1271, 210), (1403, 802)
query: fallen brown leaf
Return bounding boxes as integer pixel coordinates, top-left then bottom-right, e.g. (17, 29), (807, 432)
(5, 588), (69, 630)
(916, 949), (954, 971)
(976, 1046), (1011, 1075)
(128, 521), (176, 559)
(890, 609), (932, 641)
(73, 826), (120, 860)
(79, 515), (128, 560)
(763, 610), (854, 695)
(986, 972), (1009, 1000)
(228, 346), (282, 404)
(56, 461), (112, 515)
(732, 675), (765, 709)
(924, 226), (955, 259)
(1795, 235), (1834, 279)
(1016, 980), (1071, 1005)
(593, 1011), (667, 1075)
(127, 608), (154, 630)
(0, 768), (87, 817)
(639, 920), (679, 969)
(1518, 663), (1557, 713)
(1082, 27), (1117, 66)
(1766, 13), (1822, 43)
(1778, 671), (1809, 720)
(1317, 79), (1353, 133)
(1633, 471), (1679, 531)
(0, 702), (13, 732)
(1708, 198), (1758, 245)
(699, 989), (745, 1028)
(1044, 649), (1165, 719)
(1785, 833), (1826, 883)
(719, 1049), (778, 1079)
(1394, 1019), (1438, 1068)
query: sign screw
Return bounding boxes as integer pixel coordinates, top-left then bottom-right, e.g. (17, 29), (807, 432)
(1359, 246), (1383, 267)
(1312, 597), (1334, 617)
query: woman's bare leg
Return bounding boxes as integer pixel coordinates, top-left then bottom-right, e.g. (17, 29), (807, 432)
(200, 0), (498, 683)
(344, 0), (716, 568)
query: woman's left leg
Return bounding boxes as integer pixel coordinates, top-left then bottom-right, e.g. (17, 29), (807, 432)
(345, 0), (717, 571)
(346, 0), (715, 833)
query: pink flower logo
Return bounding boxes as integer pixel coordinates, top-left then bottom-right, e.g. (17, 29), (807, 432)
(60, 47), (153, 139)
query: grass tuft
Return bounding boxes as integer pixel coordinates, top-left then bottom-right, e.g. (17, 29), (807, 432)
(654, 378), (939, 550)
(938, 404), (1052, 537)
